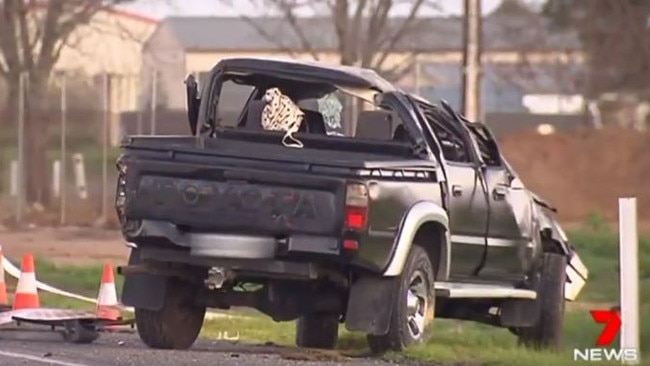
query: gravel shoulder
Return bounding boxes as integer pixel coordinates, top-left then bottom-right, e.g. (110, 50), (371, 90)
(0, 227), (128, 266)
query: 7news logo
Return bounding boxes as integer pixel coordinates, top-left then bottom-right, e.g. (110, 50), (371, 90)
(573, 309), (639, 363)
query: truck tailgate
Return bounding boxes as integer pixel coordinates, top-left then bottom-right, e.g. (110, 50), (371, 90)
(122, 157), (345, 236)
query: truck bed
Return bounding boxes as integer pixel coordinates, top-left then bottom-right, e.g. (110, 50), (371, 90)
(121, 133), (424, 168)
(119, 135), (438, 237)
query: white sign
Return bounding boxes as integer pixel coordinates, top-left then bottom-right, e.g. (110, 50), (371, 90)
(522, 94), (584, 114)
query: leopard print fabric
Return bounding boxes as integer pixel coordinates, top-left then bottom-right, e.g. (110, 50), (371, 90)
(261, 87), (305, 148)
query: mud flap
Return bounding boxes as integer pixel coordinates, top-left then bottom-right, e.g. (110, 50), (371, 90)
(121, 249), (168, 311)
(500, 298), (540, 328)
(344, 275), (398, 335)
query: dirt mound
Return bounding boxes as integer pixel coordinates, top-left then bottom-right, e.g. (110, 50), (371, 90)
(498, 126), (650, 222)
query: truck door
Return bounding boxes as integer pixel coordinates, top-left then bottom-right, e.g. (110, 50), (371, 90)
(466, 124), (533, 280)
(445, 163), (490, 277)
(410, 100), (488, 278)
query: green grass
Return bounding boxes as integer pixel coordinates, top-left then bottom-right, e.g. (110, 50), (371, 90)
(4, 258), (123, 314)
(37, 292), (99, 310)
(5, 257), (124, 298)
(194, 305), (645, 366)
(8, 226), (649, 365)
(34, 258), (124, 297)
(570, 228), (650, 302)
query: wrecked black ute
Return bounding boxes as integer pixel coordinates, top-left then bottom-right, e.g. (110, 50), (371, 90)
(115, 57), (588, 353)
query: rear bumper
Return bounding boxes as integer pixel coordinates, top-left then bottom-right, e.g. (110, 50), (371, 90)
(125, 246), (324, 281)
(119, 247), (346, 319)
(124, 219), (341, 260)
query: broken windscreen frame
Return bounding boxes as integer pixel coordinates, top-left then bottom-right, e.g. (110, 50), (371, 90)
(195, 61), (430, 160)
(200, 70), (404, 141)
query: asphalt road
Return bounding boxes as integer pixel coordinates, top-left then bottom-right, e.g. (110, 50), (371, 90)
(0, 329), (413, 366)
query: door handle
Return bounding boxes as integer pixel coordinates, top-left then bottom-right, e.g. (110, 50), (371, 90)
(452, 185), (463, 197)
(493, 184), (508, 200)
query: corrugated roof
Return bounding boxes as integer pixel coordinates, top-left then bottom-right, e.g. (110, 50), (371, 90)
(158, 14), (579, 52)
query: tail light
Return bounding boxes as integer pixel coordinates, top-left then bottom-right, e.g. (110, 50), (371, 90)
(345, 183), (369, 230)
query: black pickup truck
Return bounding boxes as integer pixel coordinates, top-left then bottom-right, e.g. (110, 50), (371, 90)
(115, 57), (589, 353)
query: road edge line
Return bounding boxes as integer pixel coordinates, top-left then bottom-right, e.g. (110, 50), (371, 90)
(0, 350), (90, 366)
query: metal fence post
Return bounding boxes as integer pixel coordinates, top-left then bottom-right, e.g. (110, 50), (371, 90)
(151, 69), (157, 135)
(136, 72), (143, 135)
(60, 73), (67, 225)
(136, 104), (143, 135)
(101, 72), (110, 222)
(15, 72), (26, 224)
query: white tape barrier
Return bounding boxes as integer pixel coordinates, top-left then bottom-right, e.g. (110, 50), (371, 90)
(2, 257), (98, 304)
(1, 257), (236, 320)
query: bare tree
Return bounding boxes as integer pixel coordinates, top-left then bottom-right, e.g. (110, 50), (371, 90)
(0, 0), (131, 206)
(543, 0), (650, 98)
(218, 0), (441, 81)
(478, 0), (585, 101)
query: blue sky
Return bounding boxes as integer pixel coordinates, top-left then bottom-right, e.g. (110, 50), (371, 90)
(120, 0), (544, 19)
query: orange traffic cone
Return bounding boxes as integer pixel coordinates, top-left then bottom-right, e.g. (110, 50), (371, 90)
(96, 263), (120, 321)
(12, 253), (39, 310)
(0, 246), (8, 309)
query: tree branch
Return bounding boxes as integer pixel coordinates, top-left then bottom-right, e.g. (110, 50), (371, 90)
(372, 0), (426, 70)
(0, 0), (135, 205)
(330, 0), (349, 63)
(544, 0), (650, 97)
(239, 13), (300, 58)
(360, 0), (386, 66)
(0, 0), (22, 75)
(219, 0), (323, 60)
(274, 0), (322, 60)
(381, 51), (418, 81)
(15, 0), (34, 73)
(217, 0), (435, 82)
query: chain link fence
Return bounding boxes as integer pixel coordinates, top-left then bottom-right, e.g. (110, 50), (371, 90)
(0, 72), (147, 229)
(1, 60), (646, 229)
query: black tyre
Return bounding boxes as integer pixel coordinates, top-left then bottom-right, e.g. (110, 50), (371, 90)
(517, 252), (567, 351)
(61, 320), (99, 344)
(367, 245), (435, 354)
(135, 278), (206, 350)
(295, 312), (340, 349)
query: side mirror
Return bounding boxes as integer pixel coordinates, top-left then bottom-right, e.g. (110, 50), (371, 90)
(184, 74), (200, 135)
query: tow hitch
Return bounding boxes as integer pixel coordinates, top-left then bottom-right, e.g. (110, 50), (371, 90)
(204, 267), (233, 290)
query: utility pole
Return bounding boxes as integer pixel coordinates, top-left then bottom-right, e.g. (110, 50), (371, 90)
(462, 0), (482, 122)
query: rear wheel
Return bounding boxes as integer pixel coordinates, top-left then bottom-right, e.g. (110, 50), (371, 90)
(135, 278), (206, 350)
(517, 252), (567, 350)
(295, 311), (340, 349)
(367, 245), (435, 354)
